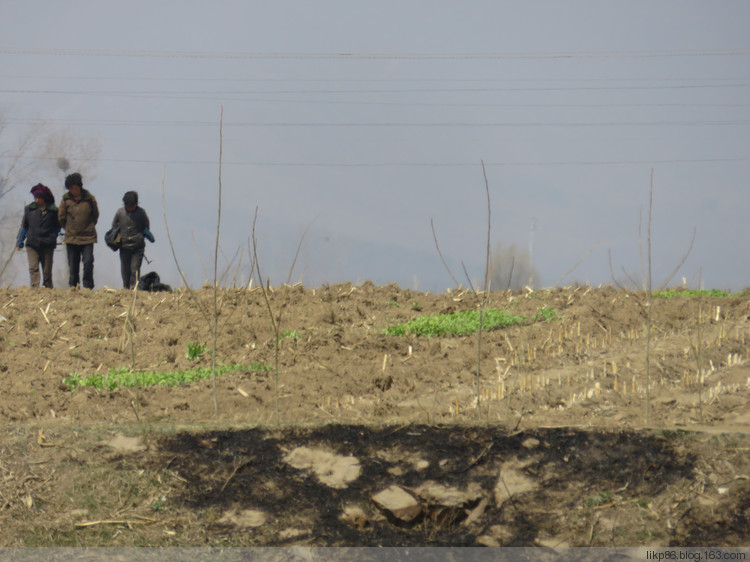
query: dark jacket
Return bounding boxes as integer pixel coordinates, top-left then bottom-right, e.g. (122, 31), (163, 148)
(59, 189), (99, 245)
(21, 202), (60, 250)
(112, 206), (150, 251)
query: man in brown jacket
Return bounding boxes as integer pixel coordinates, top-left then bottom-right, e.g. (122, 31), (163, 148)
(58, 173), (99, 289)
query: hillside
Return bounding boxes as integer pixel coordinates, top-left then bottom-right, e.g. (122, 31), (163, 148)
(0, 283), (748, 546)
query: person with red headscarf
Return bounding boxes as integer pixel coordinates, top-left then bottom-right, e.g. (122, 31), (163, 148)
(16, 183), (60, 288)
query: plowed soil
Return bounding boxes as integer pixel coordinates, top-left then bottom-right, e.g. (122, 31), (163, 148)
(0, 283), (749, 547)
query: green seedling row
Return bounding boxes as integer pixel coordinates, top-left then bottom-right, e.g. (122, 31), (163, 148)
(385, 306), (557, 337)
(652, 289), (736, 299)
(63, 362), (269, 392)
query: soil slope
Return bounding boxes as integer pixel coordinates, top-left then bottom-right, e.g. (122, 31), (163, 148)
(0, 283), (748, 546)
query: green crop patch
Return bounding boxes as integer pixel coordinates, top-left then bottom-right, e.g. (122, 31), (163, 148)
(384, 306), (557, 337)
(185, 342), (207, 361)
(63, 362), (269, 392)
(653, 289), (735, 299)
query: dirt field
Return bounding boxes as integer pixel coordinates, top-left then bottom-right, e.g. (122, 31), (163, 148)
(0, 282), (749, 547)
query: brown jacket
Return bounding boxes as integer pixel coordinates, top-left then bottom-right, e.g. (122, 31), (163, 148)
(58, 189), (99, 245)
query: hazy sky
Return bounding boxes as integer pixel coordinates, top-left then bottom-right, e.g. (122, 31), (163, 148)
(1, 1), (749, 291)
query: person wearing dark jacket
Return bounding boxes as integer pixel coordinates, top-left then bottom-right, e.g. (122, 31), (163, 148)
(16, 184), (60, 288)
(111, 191), (154, 289)
(58, 172), (99, 289)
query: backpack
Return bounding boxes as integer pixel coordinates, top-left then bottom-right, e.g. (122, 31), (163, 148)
(137, 271), (172, 292)
(104, 226), (121, 251)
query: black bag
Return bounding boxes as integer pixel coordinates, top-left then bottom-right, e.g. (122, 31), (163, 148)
(104, 226), (121, 251)
(138, 271), (172, 292)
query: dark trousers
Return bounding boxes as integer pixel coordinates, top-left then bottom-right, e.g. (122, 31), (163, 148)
(120, 247), (145, 289)
(26, 246), (55, 288)
(66, 243), (95, 289)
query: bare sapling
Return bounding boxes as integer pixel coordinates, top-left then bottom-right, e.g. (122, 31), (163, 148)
(608, 248), (642, 292)
(644, 178), (653, 427)
(430, 217), (460, 288)
(433, 160), (493, 420)
(555, 242), (600, 288)
(476, 160), (492, 420)
(504, 256), (515, 291)
(188, 239), (243, 287)
(161, 107), (226, 419)
(219, 245), (244, 287)
(209, 106), (225, 420)
(610, 170), (696, 427)
(686, 271), (707, 424)
(120, 278), (141, 421)
(162, 168), (211, 326)
(0, 244), (17, 285)
(639, 207), (646, 291)
(688, 302), (705, 423)
(250, 208), (310, 425)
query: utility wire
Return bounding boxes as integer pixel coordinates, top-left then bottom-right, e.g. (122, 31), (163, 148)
(2, 47), (750, 59)
(2, 82), (748, 96)
(3, 154), (749, 168)
(2, 74), (749, 83)
(3, 118), (750, 128)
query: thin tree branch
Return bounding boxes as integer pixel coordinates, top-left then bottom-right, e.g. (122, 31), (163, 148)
(461, 261), (477, 294)
(161, 166), (210, 324)
(430, 217), (460, 288)
(481, 160), (491, 293)
(657, 228), (696, 291)
(556, 242), (600, 287)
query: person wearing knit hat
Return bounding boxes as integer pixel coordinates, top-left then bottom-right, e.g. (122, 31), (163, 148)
(58, 172), (99, 289)
(110, 190), (154, 289)
(16, 183), (60, 288)
(30, 184), (55, 205)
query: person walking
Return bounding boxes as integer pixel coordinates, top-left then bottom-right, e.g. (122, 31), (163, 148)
(58, 172), (99, 289)
(16, 184), (60, 288)
(111, 191), (154, 289)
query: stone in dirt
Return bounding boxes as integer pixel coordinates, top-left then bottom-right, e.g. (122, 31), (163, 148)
(494, 458), (539, 505)
(339, 503), (370, 530)
(217, 508), (267, 528)
(107, 433), (146, 453)
(283, 446), (361, 489)
(413, 480), (484, 507)
(479, 524), (515, 546)
(463, 496), (490, 526)
(372, 485), (422, 523)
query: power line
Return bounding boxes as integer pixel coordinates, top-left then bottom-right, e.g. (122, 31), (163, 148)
(7, 101), (750, 111)
(4, 117), (750, 128)
(2, 82), (748, 97)
(3, 74), (749, 84)
(4, 154), (750, 167)
(2, 47), (750, 60)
